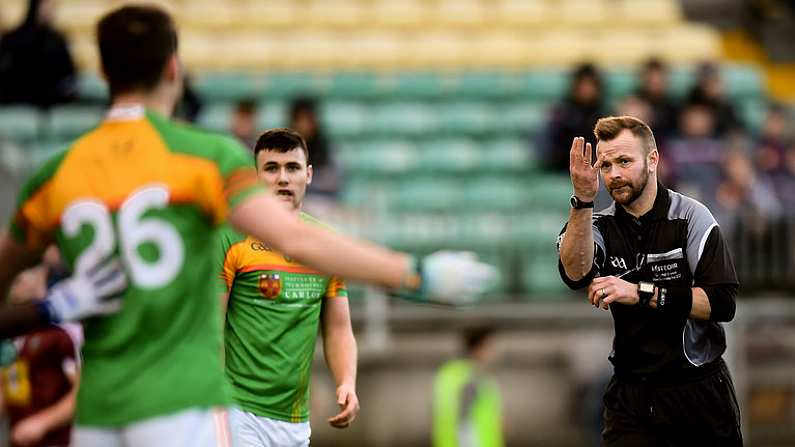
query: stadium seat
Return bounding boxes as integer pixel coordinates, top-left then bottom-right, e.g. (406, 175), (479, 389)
(519, 71), (569, 101)
(615, 0), (682, 27)
(197, 103), (232, 132)
(493, 0), (553, 27)
(382, 72), (447, 99)
(47, 106), (103, 140)
(77, 73), (109, 102)
(436, 101), (497, 135)
(338, 140), (419, 175)
(494, 101), (549, 135)
(194, 73), (263, 102)
(559, 0), (609, 26)
(451, 72), (518, 99)
(328, 72), (383, 99)
(434, 0), (488, 28)
(305, 0), (366, 29)
(0, 106), (40, 141)
(655, 25), (721, 64)
(465, 178), (526, 211)
(257, 101), (288, 129)
(417, 138), (479, 172)
(483, 139), (536, 171)
(322, 101), (368, 138)
(371, 102), (438, 136)
(524, 175), (573, 212)
(237, 0), (299, 29)
(371, 0), (427, 28)
(472, 33), (534, 68)
(522, 249), (569, 296)
(723, 64), (765, 101)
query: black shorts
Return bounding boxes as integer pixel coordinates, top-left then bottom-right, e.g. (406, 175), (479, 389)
(603, 360), (743, 447)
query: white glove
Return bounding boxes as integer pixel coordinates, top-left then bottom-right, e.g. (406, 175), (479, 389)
(41, 259), (128, 323)
(391, 251), (498, 305)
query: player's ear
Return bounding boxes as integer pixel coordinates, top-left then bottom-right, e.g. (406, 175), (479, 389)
(164, 55), (181, 82)
(306, 164), (313, 185)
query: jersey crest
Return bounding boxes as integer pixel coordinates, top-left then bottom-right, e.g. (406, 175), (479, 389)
(258, 273), (282, 299)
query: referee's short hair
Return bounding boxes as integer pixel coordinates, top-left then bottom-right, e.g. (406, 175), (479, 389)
(594, 116), (658, 155)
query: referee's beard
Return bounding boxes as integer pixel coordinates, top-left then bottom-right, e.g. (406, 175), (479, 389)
(606, 160), (650, 207)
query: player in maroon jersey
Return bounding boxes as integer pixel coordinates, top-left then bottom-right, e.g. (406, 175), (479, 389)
(1, 249), (81, 447)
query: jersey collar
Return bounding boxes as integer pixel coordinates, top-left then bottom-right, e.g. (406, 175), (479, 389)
(616, 182), (670, 223)
(106, 103), (146, 121)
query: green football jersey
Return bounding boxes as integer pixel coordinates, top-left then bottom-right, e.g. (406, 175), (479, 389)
(9, 106), (263, 426)
(219, 213), (347, 422)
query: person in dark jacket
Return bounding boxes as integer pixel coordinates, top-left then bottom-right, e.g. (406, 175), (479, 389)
(0, 0), (77, 108)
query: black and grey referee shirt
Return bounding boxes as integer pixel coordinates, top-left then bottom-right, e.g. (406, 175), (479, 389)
(558, 182), (739, 378)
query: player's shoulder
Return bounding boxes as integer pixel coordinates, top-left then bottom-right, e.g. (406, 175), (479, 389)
(217, 224), (248, 250)
(15, 146), (71, 206)
(145, 110), (250, 165)
(299, 212), (334, 231)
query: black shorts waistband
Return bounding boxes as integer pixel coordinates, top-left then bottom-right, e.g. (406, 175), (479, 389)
(613, 358), (725, 385)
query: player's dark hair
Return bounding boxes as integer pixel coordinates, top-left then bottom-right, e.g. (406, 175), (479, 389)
(464, 326), (495, 356)
(254, 128), (310, 163)
(97, 5), (178, 98)
(594, 115), (658, 155)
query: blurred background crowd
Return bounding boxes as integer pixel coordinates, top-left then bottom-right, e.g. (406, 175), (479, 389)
(1, 0), (795, 446)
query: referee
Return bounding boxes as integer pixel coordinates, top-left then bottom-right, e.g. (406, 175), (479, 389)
(558, 116), (742, 446)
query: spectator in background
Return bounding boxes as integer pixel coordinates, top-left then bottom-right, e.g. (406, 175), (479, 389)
(433, 327), (503, 447)
(714, 146), (781, 229)
(229, 99), (259, 150)
(666, 102), (724, 200)
(685, 62), (743, 137)
(289, 97), (340, 197)
(635, 58), (679, 146)
(771, 143), (795, 210)
(755, 103), (793, 175)
(0, 247), (81, 447)
(173, 74), (203, 123)
(541, 63), (606, 172)
(0, 0), (76, 108)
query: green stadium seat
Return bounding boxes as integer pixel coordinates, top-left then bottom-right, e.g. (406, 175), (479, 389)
(738, 99), (766, 133)
(328, 72), (382, 98)
(451, 71), (518, 99)
(520, 71), (568, 101)
(322, 101), (369, 138)
(436, 101), (497, 135)
(605, 69), (638, 99)
(77, 73), (109, 102)
(723, 64), (764, 101)
(338, 140), (418, 174)
(381, 72), (446, 99)
(48, 106), (103, 140)
(483, 138), (536, 171)
(197, 103), (232, 132)
(495, 101), (549, 135)
(512, 211), (568, 249)
(258, 100), (288, 129)
(372, 102), (438, 136)
(0, 106), (40, 141)
(263, 72), (328, 99)
(524, 175), (572, 212)
(391, 178), (464, 211)
(417, 138), (477, 172)
(522, 249), (568, 296)
(194, 73), (263, 101)
(465, 178), (525, 211)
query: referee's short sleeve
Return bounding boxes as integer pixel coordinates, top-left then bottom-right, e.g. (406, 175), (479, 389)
(556, 222), (606, 290)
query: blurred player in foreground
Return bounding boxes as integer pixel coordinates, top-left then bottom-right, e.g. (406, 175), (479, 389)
(433, 327), (504, 447)
(0, 4), (496, 447)
(1, 248), (82, 447)
(219, 129), (358, 446)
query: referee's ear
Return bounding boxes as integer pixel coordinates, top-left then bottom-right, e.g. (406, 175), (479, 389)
(647, 148), (659, 174)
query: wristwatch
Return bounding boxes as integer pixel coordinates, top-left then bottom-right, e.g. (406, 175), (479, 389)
(638, 281), (655, 306)
(570, 195), (594, 210)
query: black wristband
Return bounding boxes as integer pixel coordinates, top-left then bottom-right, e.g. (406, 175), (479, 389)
(655, 286), (692, 320)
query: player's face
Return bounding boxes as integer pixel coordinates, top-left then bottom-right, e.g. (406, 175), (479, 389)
(597, 130), (655, 207)
(256, 148), (313, 210)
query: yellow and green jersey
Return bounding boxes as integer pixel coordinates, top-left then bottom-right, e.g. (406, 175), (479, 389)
(9, 105), (263, 426)
(219, 213), (347, 423)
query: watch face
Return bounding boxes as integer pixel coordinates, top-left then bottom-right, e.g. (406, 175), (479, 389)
(570, 196), (579, 208)
(639, 282), (654, 294)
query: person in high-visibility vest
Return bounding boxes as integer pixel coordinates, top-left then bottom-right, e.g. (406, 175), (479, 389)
(433, 327), (504, 447)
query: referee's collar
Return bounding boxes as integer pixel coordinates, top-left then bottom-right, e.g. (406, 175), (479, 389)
(616, 181), (670, 223)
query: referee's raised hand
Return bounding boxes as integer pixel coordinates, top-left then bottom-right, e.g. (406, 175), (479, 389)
(568, 136), (599, 201)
